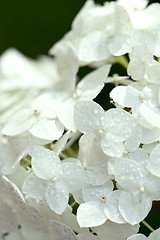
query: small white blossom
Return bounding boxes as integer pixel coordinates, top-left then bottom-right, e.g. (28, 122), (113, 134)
(74, 100), (137, 157)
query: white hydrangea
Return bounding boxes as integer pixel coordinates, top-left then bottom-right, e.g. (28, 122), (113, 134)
(74, 100), (137, 157)
(128, 228), (160, 240)
(22, 146), (85, 214)
(1, 0), (160, 239)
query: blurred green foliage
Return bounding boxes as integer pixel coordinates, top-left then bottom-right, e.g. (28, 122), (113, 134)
(0, 0), (112, 58)
(0, 0), (154, 58)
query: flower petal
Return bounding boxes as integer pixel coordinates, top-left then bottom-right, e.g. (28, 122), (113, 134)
(45, 181), (69, 215)
(77, 201), (107, 227)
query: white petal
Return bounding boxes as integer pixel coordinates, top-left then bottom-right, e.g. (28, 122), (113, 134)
(19, 205), (48, 235)
(74, 101), (106, 135)
(78, 134), (108, 166)
(82, 181), (113, 202)
(58, 98), (76, 132)
(7, 165), (29, 190)
(31, 145), (60, 180)
(22, 173), (47, 200)
(29, 117), (64, 141)
(106, 108), (137, 140)
(101, 133), (124, 157)
(49, 220), (77, 240)
(128, 58), (144, 80)
(2, 108), (36, 136)
(93, 221), (139, 240)
(50, 41), (78, 91)
(144, 173), (160, 200)
(78, 31), (110, 63)
(114, 158), (147, 190)
(129, 148), (148, 165)
(32, 92), (60, 119)
(0, 202), (19, 235)
(45, 181), (69, 215)
(62, 162), (85, 192)
(72, 190), (84, 204)
(125, 234), (146, 240)
(119, 191), (152, 224)
(141, 127), (160, 144)
(71, 0), (94, 30)
(0, 175), (25, 208)
(139, 103), (160, 128)
(77, 232), (100, 240)
(149, 228), (160, 240)
(85, 166), (109, 185)
(104, 190), (126, 224)
(109, 34), (132, 56)
(77, 201), (107, 227)
(114, 4), (133, 35)
(21, 229), (49, 240)
(78, 64), (111, 100)
(147, 144), (160, 177)
(110, 86), (140, 108)
(0, 136), (27, 175)
(53, 131), (71, 155)
(127, 44), (153, 80)
(125, 125), (142, 152)
(5, 230), (24, 240)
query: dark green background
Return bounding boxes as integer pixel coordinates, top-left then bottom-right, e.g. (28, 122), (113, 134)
(0, 0), (102, 58)
(0, 0), (156, 58)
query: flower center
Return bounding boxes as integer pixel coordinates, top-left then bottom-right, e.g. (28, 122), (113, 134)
(139, 186), (145, 192)
(139, 93), (144, 101)
(101, 195), (107, 203)
(34, 109), (40, 116)
(73, 90), (82, 99)
(51, 176), (57, 182)
(98, 129), (104, 136)
(123, 150), (129, 156)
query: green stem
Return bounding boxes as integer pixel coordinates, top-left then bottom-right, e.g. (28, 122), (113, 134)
(70, 201), (77, 208)
(142, 220), (154, 232)
(115, 56), (128, 69)
(59, 152), (68, 159)
(66, 147), (77, 158)
(64, 131), (81, 149)
(23, 157), (31, 164)
(20, 156), (31, 168)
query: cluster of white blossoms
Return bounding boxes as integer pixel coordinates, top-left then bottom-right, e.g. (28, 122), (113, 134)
(1, 0), (160, 239)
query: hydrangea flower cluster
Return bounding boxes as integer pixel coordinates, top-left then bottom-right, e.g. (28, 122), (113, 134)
(1, 0), (160, 239)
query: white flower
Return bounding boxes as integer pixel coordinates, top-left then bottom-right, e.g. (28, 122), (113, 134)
(78, 4), (133, 61)
(110, 84), (160, 131)
(0, 48), (56, 90)
(77, 181), (126, 227)
(2, 93), (64, 141)
(57, 64), (111, 131)
(0, 132), (29, 175)
(78, 134), (109, 185)
(128, 227), (160, 240)
(77, 181), (114, 227)
(146, 144), (160, 177)
(127, 44), (153, 81)
(22, 146), (85, 214)
(74, 100), (137, 157)
(0, 176), (25, 236)
(114, 158), (160, 224)
(5, 207), (78, 240)
(118, 0), (148, 11)
(77, 232), (100, 240)
(51, 41), (79, 89)
(92, 220), (139, 240)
